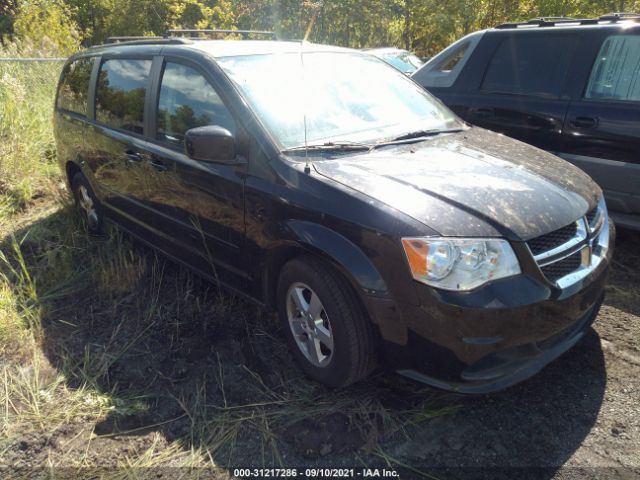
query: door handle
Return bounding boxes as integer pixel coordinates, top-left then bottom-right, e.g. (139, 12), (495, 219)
(125, 150), (142, 163)
(475, 107), (494, 118)
(148, 158), (167, 172)
(570, 116), (598, 129)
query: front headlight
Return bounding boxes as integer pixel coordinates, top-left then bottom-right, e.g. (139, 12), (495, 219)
(401, 237), (521, 291)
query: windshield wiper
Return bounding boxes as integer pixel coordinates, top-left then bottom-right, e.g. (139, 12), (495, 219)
(281, 129), (465, 155)
(281, 141), (373, 155)
(374, 128), (465, 146)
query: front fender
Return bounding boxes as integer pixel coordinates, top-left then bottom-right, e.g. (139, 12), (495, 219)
(272, 220), (410, 345)
(283, 220), (389, 297)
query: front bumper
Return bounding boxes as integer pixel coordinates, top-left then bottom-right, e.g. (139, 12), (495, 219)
(376, 222), (614, 393)
(398, 295), (602, 393)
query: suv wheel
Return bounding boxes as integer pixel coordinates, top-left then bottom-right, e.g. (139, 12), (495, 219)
(277, 256), (376, 387)
(71, 173), (104, 235)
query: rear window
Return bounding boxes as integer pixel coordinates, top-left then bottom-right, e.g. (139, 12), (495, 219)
(481, 36), (577, 98)
(57, 58), (93, 115)
(95, 58), (152, 134)
(585, 35), (640, 102)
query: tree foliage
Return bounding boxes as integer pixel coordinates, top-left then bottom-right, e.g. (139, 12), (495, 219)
(2, 0), (640, 56)
(9, 0), (80, 54)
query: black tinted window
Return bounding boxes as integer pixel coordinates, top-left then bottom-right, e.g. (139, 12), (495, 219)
(481, 36), (577, 97)
(95, 59), (152, 134)
(585, 35), (640, 102)
(57, 58), (93, 115)
(157, 62), (235, 146)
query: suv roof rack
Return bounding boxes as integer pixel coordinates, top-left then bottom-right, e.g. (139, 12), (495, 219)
(496, 12), (640, 29)
(90, 29), (277, 48)
(599, 12), (640, 20)
(92, 36), (192, 48)
(165, 29), (277, 40)
(529, 16), (576, 22)
(106, 36), (163, 43)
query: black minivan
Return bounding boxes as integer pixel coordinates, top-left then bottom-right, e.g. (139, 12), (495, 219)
(54, 32), (613, 393)
(412, 14), (640, 230)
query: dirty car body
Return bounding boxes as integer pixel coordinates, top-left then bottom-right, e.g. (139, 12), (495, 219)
(54, 38), (614, 393)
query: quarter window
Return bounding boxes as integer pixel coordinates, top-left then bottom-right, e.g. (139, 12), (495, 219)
(585, 35), (640, 102)
(95, 59), (152, 134)
(481, 36), (577, 98)
(57, 58), (93, 115)
(436, 42), (469, 72)
(157, 62), (235, 146)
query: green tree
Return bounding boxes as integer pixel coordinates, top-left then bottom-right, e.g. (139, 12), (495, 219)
(12, 0), (81, 54)
(6, 0), (640, 56)
(0, 0), (19, 37)
(63, 0), (236, 44)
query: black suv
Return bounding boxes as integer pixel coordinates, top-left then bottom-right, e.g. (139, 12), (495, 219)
(413, 14), (640, 230)
(54, 31), (613, 393)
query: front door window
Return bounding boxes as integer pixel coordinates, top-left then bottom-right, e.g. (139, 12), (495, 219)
(157, 62), (236, 147)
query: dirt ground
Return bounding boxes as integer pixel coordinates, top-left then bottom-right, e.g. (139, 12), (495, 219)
(2, 208), (639, 479)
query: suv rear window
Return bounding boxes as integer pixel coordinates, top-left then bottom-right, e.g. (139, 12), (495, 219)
(585, 35), (640, 102)
(481, 36), (577, 98)
(57, 58), (93, 115)
(95, 59), (152, 134)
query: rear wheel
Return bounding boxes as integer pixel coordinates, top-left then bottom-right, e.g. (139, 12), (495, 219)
(71, 172), (104, 235)
(277, 256), (376, 387)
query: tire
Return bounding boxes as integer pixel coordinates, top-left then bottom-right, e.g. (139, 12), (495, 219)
(71, 172), (104, 235)
(277, 256), (376, 387)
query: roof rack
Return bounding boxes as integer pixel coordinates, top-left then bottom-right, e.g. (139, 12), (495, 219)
(599, 12), (640, 20)
(496, 12), (640, 29)
(95, 36), (192, 48)
(530, 16), (576, 22)
(91, 29), (277, 48)
(106, 36), (163, 43)
(165, 29), (277, 40)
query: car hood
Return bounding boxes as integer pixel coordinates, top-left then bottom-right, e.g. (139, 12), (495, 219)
(313, 127), (600, 241)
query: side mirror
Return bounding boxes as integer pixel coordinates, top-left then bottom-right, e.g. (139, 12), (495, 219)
(184, 125), (235, 163)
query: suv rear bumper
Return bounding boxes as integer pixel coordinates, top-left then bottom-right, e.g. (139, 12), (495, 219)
(376, 223), (614, 393)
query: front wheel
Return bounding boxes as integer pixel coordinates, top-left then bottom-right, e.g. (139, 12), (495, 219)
(277, 256), (376, 387)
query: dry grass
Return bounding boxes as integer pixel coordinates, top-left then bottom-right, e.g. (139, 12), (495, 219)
(0, 203), (451, 475)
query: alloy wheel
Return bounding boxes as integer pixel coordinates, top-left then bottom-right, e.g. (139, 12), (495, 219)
(286, 282), (334, 367)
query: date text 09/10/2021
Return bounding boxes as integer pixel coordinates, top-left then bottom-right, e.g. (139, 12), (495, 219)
(233, 468), (400, 478)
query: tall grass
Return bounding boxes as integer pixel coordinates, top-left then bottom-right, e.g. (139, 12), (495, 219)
(0, 41), (120, 462)
(0, 42), (63, 219)
(0, 41), (64, 349)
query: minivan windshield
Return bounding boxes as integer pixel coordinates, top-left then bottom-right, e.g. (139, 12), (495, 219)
(218, 51), (462, 150)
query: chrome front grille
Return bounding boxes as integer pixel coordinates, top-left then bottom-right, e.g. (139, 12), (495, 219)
(586, 204), (604, 234)
(527, 197), (610, 288)
(527, 222), (579, 256)
(527, 217), (588, 265)
(540, 250), (582, 282)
